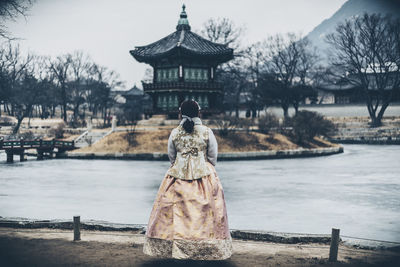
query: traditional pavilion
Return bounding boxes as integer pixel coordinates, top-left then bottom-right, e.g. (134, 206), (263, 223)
(130, 5), (234, 117)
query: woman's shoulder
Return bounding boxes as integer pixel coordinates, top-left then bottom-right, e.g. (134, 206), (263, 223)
(198, 124), (214, 134)
(194, 124), (210, 132)
(171, 125), (182, 135)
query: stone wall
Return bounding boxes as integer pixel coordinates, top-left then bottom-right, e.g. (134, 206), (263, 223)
(329, 117), (400, 144)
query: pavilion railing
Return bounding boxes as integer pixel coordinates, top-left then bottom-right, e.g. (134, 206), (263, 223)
(142, 81), (223, 91)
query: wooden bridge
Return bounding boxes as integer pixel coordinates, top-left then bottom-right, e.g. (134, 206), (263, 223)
(0, 139), (75, 163)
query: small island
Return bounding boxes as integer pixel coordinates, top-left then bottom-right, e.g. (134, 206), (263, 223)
(76, 128), (338, 154)
(69, 113), (343, 161)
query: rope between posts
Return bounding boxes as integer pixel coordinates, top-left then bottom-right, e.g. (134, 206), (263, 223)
(341, 235), (400, 245)
(2, 228), (400, 245)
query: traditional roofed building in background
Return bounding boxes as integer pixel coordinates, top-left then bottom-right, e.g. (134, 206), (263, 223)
(120, 85), (152, 113)
(130, 5), (234, 117)
(317, 65), (400, 104)
(111, 85), (153, 121)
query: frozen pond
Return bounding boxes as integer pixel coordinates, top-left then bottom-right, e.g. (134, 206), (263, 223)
(0, 144), (399, 242)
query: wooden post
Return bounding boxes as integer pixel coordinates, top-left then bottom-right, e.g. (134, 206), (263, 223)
(6, 152), (13, 163)
(73, 216), (81, 241)
(19, 150), (25, 162)
(329, 228), (340, 262)
(37, 150), (44, 160)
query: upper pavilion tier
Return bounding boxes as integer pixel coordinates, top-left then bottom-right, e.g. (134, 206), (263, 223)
(130, 5), (234, 64)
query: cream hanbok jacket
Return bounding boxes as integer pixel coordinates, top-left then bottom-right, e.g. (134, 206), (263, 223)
(166, 117), (218, 180)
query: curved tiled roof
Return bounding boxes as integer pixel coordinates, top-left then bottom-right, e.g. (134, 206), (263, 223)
(130, 29), (233, 63)
(130, 5), (233, 64)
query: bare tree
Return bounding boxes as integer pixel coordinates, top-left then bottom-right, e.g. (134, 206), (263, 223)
(68, 51), (92, 126)
(49, 54), (72, 122)
(326, 13), (400, 127)
(27, 55), (53, 122)
(11, 71), (41, 134)
(1, 50), (43, 134)
(269, 33), (301, 118)
(0, 43), (33, 118)
(199, 18), (249, 116)
(263, 33), (317, 117)
(244, 42), (272, 117)
(200, 18), (244, 51)
(218, 58), (251, 117)
(245, 42), (269, 87)
(0, 47), (12, 117)
(292, 39), (319, 112)
(0, 0), (33, 39)
(89, 63), (122, 127)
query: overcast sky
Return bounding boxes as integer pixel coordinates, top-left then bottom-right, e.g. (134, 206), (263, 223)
(5, 0), (347, 89)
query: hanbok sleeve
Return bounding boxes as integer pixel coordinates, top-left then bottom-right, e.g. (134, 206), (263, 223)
(207, 128), (218, 166)
(168, 131), (176, 165)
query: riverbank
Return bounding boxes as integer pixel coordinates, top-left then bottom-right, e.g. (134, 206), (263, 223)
(1, 227), (399, 267)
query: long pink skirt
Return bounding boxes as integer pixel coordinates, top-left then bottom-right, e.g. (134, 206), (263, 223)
(143, 162), (232, 260)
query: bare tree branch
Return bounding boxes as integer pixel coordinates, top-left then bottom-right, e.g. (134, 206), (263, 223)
(0, 0), (34, 40)
(199, 17), (245, 53)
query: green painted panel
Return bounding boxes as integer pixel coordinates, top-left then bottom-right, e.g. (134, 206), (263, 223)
(156, 68), (179, 82)
(184, 68), (208, 82)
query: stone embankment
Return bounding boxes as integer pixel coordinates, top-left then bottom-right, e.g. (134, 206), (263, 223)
(59, 146), (343, 161)
(330, 117), (400, 144)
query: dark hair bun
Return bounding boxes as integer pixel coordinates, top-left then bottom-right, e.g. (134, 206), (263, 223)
(182, 119), (195, 133)
(180, 100), (200, 133)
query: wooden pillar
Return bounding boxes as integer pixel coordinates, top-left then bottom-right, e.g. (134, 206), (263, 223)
(73, 216), (81, 241)
(37, 150), (44, 160)
(179, 65), (184, 82)
(329, 228), (340, 262)
(153, 65), (157, 83)
(6, 152), (13, 163)
(19, 150), (25, 162)
(18, 138), (25, 162)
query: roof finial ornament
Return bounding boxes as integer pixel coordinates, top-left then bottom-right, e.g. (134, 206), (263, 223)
(177, 3), (191, 31)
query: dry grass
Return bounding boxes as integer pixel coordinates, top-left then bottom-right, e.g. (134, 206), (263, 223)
(76, 130), (170, 153)
(216, 132), (298, 152)
(75, 130), (337, 153)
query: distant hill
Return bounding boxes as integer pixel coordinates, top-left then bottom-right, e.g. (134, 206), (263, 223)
(307, 0), (400, 58)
